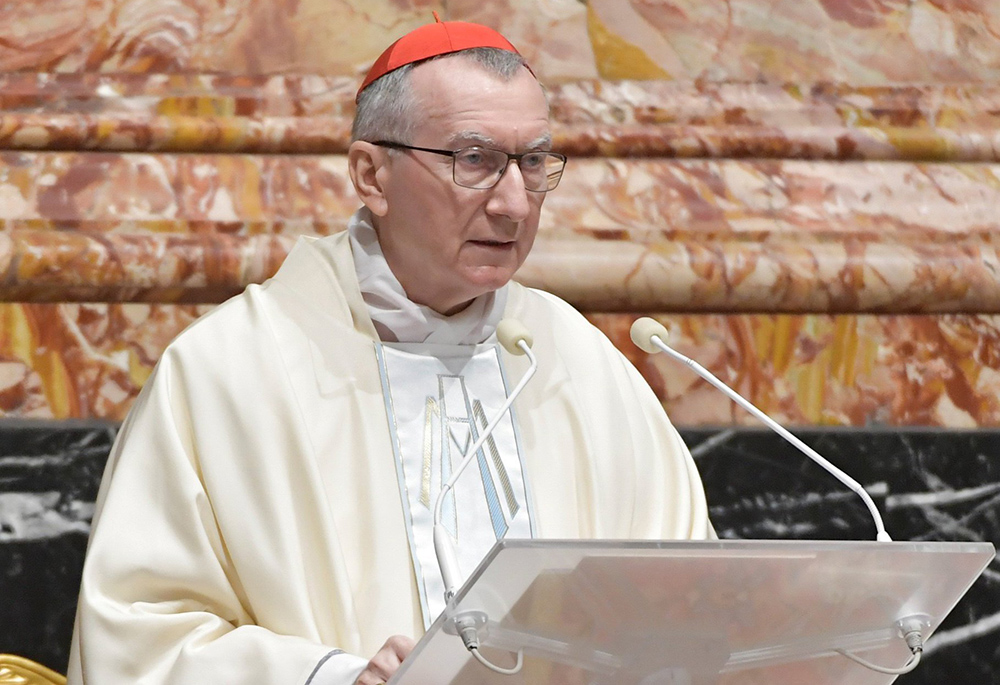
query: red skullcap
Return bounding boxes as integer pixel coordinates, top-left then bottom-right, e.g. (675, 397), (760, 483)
(357, 15), (530, 101)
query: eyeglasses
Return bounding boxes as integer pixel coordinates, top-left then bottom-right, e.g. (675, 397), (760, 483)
(372, 141), (567, 192)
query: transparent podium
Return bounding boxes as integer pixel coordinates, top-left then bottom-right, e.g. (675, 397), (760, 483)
(390, 539), (994, 685)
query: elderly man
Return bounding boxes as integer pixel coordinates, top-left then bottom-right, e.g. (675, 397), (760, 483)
(67, 19), (712, 685)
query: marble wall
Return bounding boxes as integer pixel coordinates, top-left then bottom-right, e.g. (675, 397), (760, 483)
(1, 0), (998, 82)
(3, 422), (997, 682)
(1, 0), (998, 679)
(3, 146), (1000, 423)
(1, 2), (1000, 428)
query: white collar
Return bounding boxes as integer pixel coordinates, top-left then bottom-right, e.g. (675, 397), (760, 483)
(348, 208), (508, 344)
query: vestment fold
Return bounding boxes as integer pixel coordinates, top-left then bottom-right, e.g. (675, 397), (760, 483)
(67, 231), (711, 684)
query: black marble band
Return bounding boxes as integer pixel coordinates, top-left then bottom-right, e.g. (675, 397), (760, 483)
(1, 420), (996, 682)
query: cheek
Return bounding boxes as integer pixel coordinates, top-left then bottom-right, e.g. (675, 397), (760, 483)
(516, 234), (537, 267)
(522, 205), (543, 239)
(450, 193), (488, 223)
(424, 191), (477, 240)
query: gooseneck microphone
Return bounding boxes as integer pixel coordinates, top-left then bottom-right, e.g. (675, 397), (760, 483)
(431, 319), (536, 675)
(433, 319), (538, 604)
(629, 317), (893, 542)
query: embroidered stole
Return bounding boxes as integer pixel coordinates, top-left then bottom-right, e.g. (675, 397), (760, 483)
(375, 341), (535, 626)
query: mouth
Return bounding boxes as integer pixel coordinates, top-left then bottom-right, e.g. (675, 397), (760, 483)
(469, 239), (516, 250)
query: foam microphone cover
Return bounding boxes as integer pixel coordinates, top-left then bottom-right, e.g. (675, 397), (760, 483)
(497, 319), (533, 355)
(630, 317), (670, 354)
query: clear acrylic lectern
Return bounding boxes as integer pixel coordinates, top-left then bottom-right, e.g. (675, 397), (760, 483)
(389, 539), (994, 685)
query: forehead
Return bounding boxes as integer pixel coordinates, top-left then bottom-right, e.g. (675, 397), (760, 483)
(408, 56), (550, 147)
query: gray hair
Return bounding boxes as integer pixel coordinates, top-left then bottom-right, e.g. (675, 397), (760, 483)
(352, 48), (531, 144)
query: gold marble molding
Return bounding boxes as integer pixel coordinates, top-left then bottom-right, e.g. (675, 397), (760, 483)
(0, 231), (295, 304)
(0, 112), (350, 154)
(2, 229), (997, 315)
(2, 75), (1000, 160)
(519, 233), (1000, 314)
(1, 152), (999, 312)
(6, 152), (998, 237)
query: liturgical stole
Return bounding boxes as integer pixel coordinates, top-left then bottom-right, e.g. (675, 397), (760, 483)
(375, 342), (536, 627)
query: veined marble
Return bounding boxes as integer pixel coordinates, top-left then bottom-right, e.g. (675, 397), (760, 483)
(593, 314), (1000, 428)
(0, 304), (211, 420)
(1, 0), (997, 680)
(1, 1), (998, 85)
(3, 305), (1000, 428)
(0, 230), (297, 303)
(0, 0), (439, 76)
(585, 0), (1000, 84)
(5, 153), (1000, 236)
(3, 229), (997, 315)
(2, 153), (999, 313)
(3, 76), (1000, 160)
(0, 151), (356, 224)
(1, 422), (997, 682)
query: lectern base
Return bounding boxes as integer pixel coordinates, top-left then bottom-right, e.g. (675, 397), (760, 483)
(390, 539), (994, 685)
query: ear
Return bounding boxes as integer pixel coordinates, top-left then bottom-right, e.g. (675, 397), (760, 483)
(348, 141), (390, 217)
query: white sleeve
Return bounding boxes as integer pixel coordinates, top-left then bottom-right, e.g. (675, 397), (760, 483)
(304, 651), (369, 685)
(67, 348), (369, 685)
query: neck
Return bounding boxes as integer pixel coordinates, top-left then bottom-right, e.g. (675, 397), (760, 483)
(385, 265), (480, 316)
(349, 208), (507, 344)
(421, 293), (476, 317)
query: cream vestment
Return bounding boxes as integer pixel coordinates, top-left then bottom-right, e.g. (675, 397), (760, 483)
(67, 225), (712, 685)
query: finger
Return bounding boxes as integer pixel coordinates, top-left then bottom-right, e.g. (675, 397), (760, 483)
(369, 649), (403, 679)
(355, 669), (386, 685)
(385, 634), (417, 658)
(357, 635), (416, 685)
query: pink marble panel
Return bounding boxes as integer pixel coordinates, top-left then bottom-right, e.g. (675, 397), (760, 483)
(594, 313), (1000, 429)
(0, 302), (210, 419)
(5, 153), (1000, 235)
(2, 153), (999, 312)
(0, 0), (995, 437)
(0, 0), (441, 75)
(587, 0), (1000, 84)
(1, 1), (998, 85)
(546, 159), (1000, 237)
(0, 151), (355, 225)
(3, 304), (998, 428)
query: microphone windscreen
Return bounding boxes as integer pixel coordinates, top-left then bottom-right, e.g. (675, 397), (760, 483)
(630, 317), (669, 353)
(497, 319), (533, 355)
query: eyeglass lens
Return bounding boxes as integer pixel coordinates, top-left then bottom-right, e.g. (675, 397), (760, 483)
(453, 148), (565, 191)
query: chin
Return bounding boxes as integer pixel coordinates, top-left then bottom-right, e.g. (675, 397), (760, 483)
(464, 267), (517, 295)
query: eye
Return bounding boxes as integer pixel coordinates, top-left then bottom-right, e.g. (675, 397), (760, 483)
(455, 148), (489, 168)
(520, 152), (546, 169)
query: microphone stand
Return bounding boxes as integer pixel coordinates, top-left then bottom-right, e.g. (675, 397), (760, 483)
(431, 320), (537, 675)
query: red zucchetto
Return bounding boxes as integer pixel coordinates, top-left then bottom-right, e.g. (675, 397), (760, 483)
(357, 13), (528, 101)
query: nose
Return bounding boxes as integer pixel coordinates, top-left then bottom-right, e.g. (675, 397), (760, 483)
(485, 160), (531, 223)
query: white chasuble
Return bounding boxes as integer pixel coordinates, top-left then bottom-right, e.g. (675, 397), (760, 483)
(67, 229), (713, 685)
(375, 341), (535, 626)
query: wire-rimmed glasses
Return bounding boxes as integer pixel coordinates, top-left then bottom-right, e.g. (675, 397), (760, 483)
(372, 141), (567, 192)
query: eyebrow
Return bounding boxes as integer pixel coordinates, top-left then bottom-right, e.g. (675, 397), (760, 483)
(447, 130), (553, 151)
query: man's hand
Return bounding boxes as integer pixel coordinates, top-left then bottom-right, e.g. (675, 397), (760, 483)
(355, 635), (416, 685)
